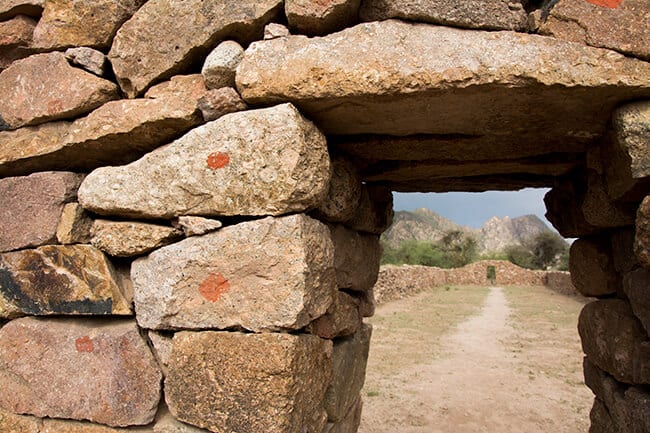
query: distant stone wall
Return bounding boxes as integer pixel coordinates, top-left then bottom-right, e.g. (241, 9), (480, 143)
(374, 261), (578, 305)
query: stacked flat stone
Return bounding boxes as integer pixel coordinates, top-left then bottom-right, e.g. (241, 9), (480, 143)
(0, 0), (649, 432)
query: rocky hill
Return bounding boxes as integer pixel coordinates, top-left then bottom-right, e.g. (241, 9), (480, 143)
(382, 209), (558, 254)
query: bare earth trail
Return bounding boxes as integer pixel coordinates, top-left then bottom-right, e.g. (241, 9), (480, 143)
(360, 286), (592, 433)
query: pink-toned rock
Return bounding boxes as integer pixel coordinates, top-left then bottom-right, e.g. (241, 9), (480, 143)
(537, 0), (650, 60)
(0, 52), (118, 129)
(0, 0), (42, 20)
(0, 171), (83, 252)
(0, 14), (35, 48)
(578, 300), (650, 385)
(171, 216), (222, 237)
(0, 317), (162, 426)
(42, 418), (153, 432)
(32, 0), (147, 50)
(635, 196), (650, 269)
(264, 22), (290, 39)
(329, 223), (381, 291)
(360, 0), (527, 31)
(147, 331), (173, 377)
(0, 75), (206, 177)
(166, 331), (332, 433)
(196, 87), (247, 122)
(91, 220), (182, 258)
(286, 0), (360, 36)
(109, 0), (283, 97)
(0, 245), (132, 318)
(315, 156), (362, 223)
(569, 237), (618, 297)
(56, 203), (93, 245)
(131, 215), (336, 332)
(307, 291), (361, 339)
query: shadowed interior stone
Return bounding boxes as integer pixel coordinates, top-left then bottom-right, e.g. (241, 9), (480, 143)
(131, 214), (336, 332)
(570, 237), (618, 298)
(0, 172), (83, 252)
(544, 173), (601, 238)
(634, 196), (650, 269)
(623, 268), (650, 337)
(0, 245), (132, 318)
(0, 318), (162, 427)
(314, 156), (362, 224)
(91, 220), (182, 258)
(307, 291), (361, 339)
(360, 0), (528, 31)
(286, 0), (361, 36)
(56, 203), (93, 245)
(328, 224), (381, 292)
(0, 0), (43, 20)
(0, 52), (118, 129)
(166, 331), (332, 433)
(32, 0), (147, 50)
(78, 103), (330, 220)
(109, 0), (283, 97)
(347, 184), (394, 235)
(322, 398), (363, 433)
(578, 300), (650, 385)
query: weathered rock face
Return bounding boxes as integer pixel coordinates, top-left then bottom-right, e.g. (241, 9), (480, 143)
(635, 196), (650, 269)
(324, 324), (371, 422)
(109, 0), (283, 97)
(538, 0), (650, 61)
(307, 291), (361, 339)
(329, 224), (381, 292)
(544, 173), (601, 238)
(323, 399), (363, 433)
(0, 74), (207, 177)
(78, 104), (330, 219)
(315, 156), (362, 224)
(0, 407), (41, 433)
(582, 170), (636, 228)
(579, 300), (650, 385)
(0, 172), (83, 252)
(32, 0), (147, 50)
(171, 216), (222, 237)
(196, 87), (247, 122)
(623, 268), (650, 337)
(65, 47), (108, 77)
(41, 418), (153, 432)
(0, 245), (132, 318)
(0, 52), (118, 129)
(0, 0), (42, 20)
(570, 237), (618, 297)
(347, 184), (394, 235)
(0, 318), (162, 427)
(165, 331), (332, 433)
(201, 41), (244, 90)
(360, 0), (527, 31)
(0, 14), (35, 49)
(56, 203), (93, 245)
(91, 220), (182, 258)
(131, 215), (336, 332)
(153, 407), (209, 433)
(286, 0), (361, 36)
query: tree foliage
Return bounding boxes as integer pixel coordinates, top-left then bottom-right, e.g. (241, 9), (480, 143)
(381, 230), (478, 269)
(505, 232), (568, 270)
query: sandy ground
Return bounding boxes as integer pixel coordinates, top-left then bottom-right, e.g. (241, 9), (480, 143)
(359, 285), (593, 433)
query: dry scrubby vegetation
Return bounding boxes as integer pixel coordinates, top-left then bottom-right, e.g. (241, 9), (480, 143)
(382, 230), (569, 271)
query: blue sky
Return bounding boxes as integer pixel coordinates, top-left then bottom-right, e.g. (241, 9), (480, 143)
(392, 188), (552, 229)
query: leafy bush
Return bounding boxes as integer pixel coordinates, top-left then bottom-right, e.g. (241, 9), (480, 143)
(381, 230), (478, 268)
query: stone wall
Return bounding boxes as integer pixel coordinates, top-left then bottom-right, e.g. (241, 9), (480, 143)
(0, 0), (649, 432)
(373, 261), (576, 305)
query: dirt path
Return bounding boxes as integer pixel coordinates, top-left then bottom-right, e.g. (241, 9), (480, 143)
(359, 286), (592, 433)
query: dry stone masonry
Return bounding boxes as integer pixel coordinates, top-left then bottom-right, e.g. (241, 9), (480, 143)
(0, 0), (648, 432)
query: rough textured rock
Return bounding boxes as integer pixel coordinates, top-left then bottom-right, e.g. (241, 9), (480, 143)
(91, 220), (182, 258)
(0, 75), (207, 177)
(322, 399), (363, 433)
(32, 0), (146, 50)
(623, 268), (650, 337)
(324, 324), (371, 422)
(171, 216), (222, 237)
(584, 357), (650, 433)
(578, 300), (650, 385)
(131, 215), (336, 332)
(611, 228), (638, 275)
(537, 0), (650, 60)
(544, 174), (601, 238)
(78, 104), (330, 220)
(153, 407), (208, 433)
(196, 87), (247, 122)
(165, 331), (332, 433)
(42, 419), (152, 432)
(0, 172), (83, 252)
(307, 291), (361, 339)
(315, 156), (362, 223)
(148, 331), (173, 378)
(347, 184), (393, 235)
(570, 237), (618, 297)
(286, 0), (361, 36)
(635, 196), (650, 269)
(65, 47), (108, 77)
(109, 0), (283, 97)
(201, 41), (244, 90)
(605, 101), (650, 201)
(329, 224), (381, 291)
(582, 170), (636, 228)
(0, 0), (42, 20)
(0, 245), (132, 318)
(56, 203), (93, 245)
(264, 22), (290, 39)
(0, 52), (118, 129)
(0, 14), (35, 49)
(0, 407), (41, 433)
(360, 0), (527, 31)
(0, 318), (162, 426)
(359, 287), (375, 318)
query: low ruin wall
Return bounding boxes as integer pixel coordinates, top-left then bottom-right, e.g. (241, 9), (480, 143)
(373, 261), (575, 305)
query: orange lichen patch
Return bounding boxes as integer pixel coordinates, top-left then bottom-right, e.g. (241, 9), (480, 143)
(206, 152), (230, 170)
(198, 272), (231, 302)
(586, 0), (622, 8)
(75, 336), (94, 353)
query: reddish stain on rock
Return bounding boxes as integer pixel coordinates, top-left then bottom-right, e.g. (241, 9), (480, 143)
(206, 152), (230, 170)
(75, 336), (94, 353)
(586, 0), (622, 8)
(198, 273), (230, 302)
